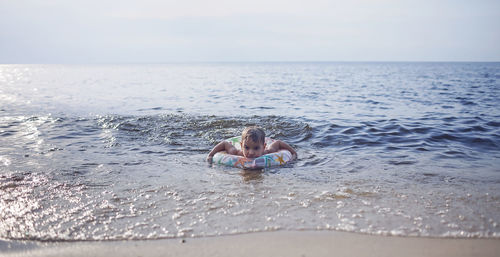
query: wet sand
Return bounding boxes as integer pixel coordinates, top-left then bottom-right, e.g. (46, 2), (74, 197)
(2, 231), (499, 257)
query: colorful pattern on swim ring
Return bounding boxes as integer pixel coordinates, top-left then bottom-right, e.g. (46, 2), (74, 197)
(212, 136), (292, 169)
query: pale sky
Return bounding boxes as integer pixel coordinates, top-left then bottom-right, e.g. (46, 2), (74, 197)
(1, 0), (499, 63)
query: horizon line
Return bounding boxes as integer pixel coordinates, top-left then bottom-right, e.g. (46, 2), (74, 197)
(2, 60), (500, 65)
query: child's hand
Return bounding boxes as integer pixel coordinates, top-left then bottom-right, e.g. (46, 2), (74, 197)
(292, 153), (297, 160)
(206, 155), (213, 163)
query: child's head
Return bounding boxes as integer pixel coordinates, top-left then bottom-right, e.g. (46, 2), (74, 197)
(241, 126), (266, 158)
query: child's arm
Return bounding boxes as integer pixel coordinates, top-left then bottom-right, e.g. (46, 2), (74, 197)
(206, 141), (241, 163)
(265, 140), (298, 160)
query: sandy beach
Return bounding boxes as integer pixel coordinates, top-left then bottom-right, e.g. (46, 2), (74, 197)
(2, 231), (499, 257)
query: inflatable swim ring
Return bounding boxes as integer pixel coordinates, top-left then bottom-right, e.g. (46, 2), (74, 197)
(212, 136), (292, 169)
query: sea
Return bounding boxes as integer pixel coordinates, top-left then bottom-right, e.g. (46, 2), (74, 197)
(1, 62), (499, 242)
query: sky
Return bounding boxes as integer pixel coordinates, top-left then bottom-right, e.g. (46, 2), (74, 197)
(0, 0), (499, 63)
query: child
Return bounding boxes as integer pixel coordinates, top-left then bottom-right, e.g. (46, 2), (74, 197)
(206, 126), (297, 163)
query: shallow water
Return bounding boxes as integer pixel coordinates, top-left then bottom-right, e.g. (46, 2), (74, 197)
(1, 63), (499, 241)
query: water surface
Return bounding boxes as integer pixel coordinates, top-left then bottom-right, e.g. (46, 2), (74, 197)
(1, 63), (499, 241)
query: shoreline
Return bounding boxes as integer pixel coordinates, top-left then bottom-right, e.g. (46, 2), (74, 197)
(2, 230), (499, 257)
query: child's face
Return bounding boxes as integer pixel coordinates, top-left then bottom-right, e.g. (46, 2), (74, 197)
(241, 139), (266, 158)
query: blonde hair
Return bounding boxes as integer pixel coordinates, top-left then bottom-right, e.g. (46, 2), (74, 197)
(241, 126), (265, 144)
